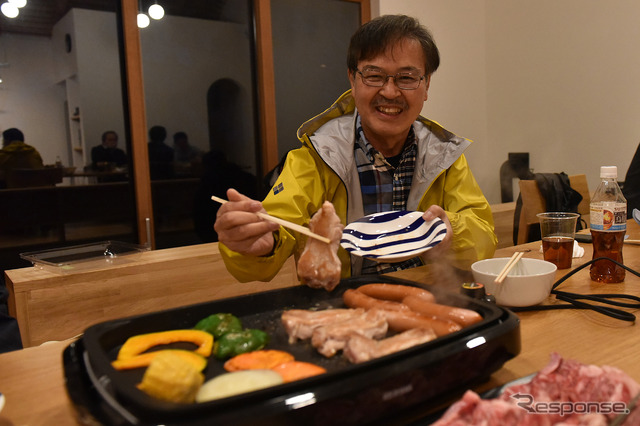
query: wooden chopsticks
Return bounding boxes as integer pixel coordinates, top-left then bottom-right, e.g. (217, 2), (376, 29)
(495, 250), (525, 284)
(211, 196), (331, 244)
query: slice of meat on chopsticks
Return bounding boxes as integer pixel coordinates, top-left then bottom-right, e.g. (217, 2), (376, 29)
(297, 201), (344, 291)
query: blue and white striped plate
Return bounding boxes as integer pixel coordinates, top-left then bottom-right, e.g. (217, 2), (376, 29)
(340, 211), (447, 263)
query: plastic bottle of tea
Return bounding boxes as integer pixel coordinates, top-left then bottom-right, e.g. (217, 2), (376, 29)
(589, 166), (626, 283)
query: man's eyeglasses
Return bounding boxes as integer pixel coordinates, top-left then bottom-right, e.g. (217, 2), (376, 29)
(355, 68), (425, 90)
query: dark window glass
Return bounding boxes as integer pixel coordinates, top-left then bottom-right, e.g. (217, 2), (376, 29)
(0, 3), (137, 274)
(138, 0), (260, 248)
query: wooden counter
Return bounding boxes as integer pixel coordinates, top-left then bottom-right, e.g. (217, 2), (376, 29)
(2, 223), (640, 424)
(5, 243), (298, 347)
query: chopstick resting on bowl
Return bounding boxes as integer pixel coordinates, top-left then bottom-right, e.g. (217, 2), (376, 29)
(494, 251), (526, 284)
(211, 196), (331, 244)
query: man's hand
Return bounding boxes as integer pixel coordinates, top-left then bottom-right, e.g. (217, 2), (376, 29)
(214, 188), (280, 256)
(420, 205), (452, 261)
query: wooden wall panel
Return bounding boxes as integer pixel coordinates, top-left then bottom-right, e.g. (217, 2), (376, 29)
(121, 0), (154, 247)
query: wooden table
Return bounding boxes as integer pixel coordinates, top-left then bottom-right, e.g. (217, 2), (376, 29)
(2, 222), (640, 425)
(480, 220), (640, 392)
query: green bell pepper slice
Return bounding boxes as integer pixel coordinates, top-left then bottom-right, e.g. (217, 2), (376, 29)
(194, 313), (242, 339)
(214, 329), (269, 359)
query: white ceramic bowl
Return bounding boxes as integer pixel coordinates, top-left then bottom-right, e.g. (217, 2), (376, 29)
(471, 258), (557, 307)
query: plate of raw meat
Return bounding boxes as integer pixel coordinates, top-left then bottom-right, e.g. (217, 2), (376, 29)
(340, 211), (447, 262)
(431, 352), (640, 425)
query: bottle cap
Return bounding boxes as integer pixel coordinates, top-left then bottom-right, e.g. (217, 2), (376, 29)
(600, 166), (617, 179)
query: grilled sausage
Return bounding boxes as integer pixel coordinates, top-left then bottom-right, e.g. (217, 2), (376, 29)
(376, 309), (462, 337)
(357, 283), (435, 303)
(343, 289), (410, 312)
(342, 285), (465, 337)
(401, 295), (483, 327)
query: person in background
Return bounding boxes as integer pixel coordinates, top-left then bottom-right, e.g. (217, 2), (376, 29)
(0, 128), (44, 188)
(623, 143), (640, 219)
(214, 15), (496, 283)
(147, 125), (174, 180)
(91, 130), (127, 170)
(173, 131), (202, 177)
(173, 131), (202, 163)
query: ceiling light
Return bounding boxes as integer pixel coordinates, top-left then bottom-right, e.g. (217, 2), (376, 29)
(137, 13), (150, 28)
(148, 3), (164, 20)
(1, 3), (19, 18)
(8, 0), (27, 8)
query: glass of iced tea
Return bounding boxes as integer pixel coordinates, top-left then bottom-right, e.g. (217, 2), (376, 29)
(537, 212), (580, 269)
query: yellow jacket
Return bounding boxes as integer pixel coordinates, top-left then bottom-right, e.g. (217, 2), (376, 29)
(0, 141), (44, 171)
(220, 91), (496, 282)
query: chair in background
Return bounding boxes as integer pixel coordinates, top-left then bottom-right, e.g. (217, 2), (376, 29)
(516, 179), (546, 245)
(4, 168), (64, 189)
(568, 174), (591, 228)
(515, 174), (590, 245)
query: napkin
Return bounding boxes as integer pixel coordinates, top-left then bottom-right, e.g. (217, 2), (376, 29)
(572, 240), (584, 258)
(538, 240), (584, 258)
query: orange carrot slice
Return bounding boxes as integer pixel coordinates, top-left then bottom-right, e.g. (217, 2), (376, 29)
(271, 361), (326, 382)
(224, 349), (294, 372)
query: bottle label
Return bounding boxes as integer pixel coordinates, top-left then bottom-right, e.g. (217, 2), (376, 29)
(590, 201), (626, 231)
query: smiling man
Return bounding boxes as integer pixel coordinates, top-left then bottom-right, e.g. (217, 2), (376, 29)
(215, 15), (496, 282)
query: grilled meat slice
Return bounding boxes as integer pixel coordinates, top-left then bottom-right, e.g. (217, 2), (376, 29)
(281, 308), (365, 344)
(343, 327), (437, 364)
(311, 309), (388, 358)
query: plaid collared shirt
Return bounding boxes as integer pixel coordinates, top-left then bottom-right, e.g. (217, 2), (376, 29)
(354, 114), (424, 274)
